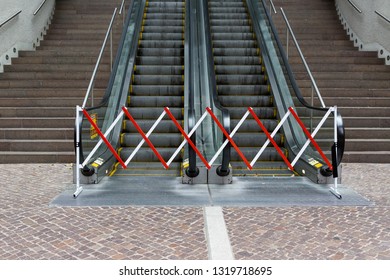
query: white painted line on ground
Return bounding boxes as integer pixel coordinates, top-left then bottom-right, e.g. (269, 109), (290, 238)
(204, 206), (234, 260)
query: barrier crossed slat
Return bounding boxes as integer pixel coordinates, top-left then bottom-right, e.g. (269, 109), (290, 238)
(82, 109), (127, 169)
(81, 106), (332, 173)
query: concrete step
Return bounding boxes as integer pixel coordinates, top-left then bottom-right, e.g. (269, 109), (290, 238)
(0, 151), (74, 163)
(0, 88), (104, 98)
(0, 128), (73, 140)
(0, 139), (72, 152)
(0, 107), (75, 117)
(0, 118), (74, 128)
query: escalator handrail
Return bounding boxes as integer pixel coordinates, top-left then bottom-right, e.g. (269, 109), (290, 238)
(201, 0), (231, 175)
(256, 0), (345, 166)
(185, 0), (198, 177)
(75, 0), (144, 168)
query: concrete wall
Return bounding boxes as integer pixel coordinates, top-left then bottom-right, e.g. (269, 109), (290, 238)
(0, 0), (55, 72)
(336, 0), (390, 65)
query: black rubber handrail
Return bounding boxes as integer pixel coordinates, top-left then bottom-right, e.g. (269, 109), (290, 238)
(201, 0), (231, 176)
(259, 0), (345, 170)
(185, 0), (198, 177)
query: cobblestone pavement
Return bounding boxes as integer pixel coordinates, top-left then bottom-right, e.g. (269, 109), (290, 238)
(224, 163), (390, 260)
(0, 164), (207, 260)
(0, 163), (389, 260)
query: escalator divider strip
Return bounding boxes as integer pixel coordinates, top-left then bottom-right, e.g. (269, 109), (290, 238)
(206, 107), (252, 170)
(164, 108), (211, 170)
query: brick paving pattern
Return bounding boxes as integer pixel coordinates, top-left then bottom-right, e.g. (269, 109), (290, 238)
(0, 164), (208, 260)
(224, 163), (390, 259)
(0, 163), (389, 260)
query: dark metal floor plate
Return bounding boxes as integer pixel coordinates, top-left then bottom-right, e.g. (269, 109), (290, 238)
(50, 176), (372, 207)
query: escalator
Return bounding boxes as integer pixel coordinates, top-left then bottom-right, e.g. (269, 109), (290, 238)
(113, 0), (185, 176)
(76, 0), (344, 186)
(207, 0), (293, 176)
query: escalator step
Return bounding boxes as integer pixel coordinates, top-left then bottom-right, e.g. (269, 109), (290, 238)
(230, 147), (287, 162)
(230, 119), (278, 132)
(129, 96), (183, 107)
(233, 133), (283, 147)
(219, 95), (272, 107)
(124, 107), (182, 119)
(213, 48), (259, 57)
(131, 85), (183, 96)
(215, 74), (266, 85)
(139, 40), (183, 48)
(133, 75), (183, 85)
(212, 33), (254, 41)
(215, 65), (263, 75)
(123, 120), (179, 133)
(217, 85), (269, 95)
(214, 56), (261, 65)
(227, 107), (275, 119)
(143, 26), (184, 33)
(136, 56), (182, 65)
(119, 147), (182, 162)
(144, 19), (183, 26)
(134, 65), (183, 75)
(121, 133), (183, 148)
(211, 26), (251, 33)
(209, 13), (248, 20)
(212, 40), (256, 48)
(141, 33), (183, 40)
(210, 19), (250, 26)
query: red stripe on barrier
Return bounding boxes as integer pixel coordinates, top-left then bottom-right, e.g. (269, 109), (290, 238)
(122, 107), (169, 169)
(206, 107), (252, 170)
(248, 107), (294, 171)
(164, 107), (211, 169)
(288, 107), (333, 170)
(82, 109), (127, 169)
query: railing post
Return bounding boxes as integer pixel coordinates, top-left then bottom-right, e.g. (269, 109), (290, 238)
(74, 106), (83, 198)
(330, 106), (341, 199)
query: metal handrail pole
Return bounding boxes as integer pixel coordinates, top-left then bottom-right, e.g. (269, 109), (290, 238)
(0, 10), (22, 28)
(375, 10), (390, 24)
(82, 8), (117, 108)
(119, 0), (126, 25)
(269, 0), (277, 15)
(347, 0), (362, 14)
(280, 8), (326, 108)
(33, 0), (47, 16)
(74, 106), (83, 198)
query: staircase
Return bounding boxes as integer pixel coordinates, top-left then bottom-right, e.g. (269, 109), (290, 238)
(272, 0), (390, 163)
(0, 0), (123, 163)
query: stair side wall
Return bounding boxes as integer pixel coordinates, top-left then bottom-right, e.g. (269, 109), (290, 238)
(335, 0), (390, 65)
(0, 0), (55, 72)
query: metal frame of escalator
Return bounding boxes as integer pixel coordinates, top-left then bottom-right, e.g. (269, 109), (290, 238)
(74, 0), (146, 188)
(244, 0), (345, 184)
(182, 0), (233, 184)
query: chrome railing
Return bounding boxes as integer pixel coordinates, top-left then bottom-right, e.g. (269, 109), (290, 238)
(0, 10), (22, 29)
(375, 10), (390, 24)
(347, 0), (362, 14)
(280, 8), (326, 113)
(269, 0), (277, 15)
(33, 0), (47, 16)
(82, 8), (117, 108)
(119, 0), (126, 25)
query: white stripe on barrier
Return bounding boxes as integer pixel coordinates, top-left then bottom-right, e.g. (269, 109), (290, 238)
(82, 110), (125, 167)
(124, 109), (167, 166)
(167, 110), (209, 167)
(208, 110), (251, 166)
(250, 110), (291, 168)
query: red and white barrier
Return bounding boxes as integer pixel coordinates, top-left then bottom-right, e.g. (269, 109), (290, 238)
(75, 105), (340, 198)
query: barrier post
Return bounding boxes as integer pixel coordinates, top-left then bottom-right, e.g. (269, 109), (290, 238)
(74, 106), (83, 198)
(330, 106), (342, 199)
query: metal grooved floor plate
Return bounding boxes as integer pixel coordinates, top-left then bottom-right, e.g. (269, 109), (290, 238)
(51, 176), (372, 207)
